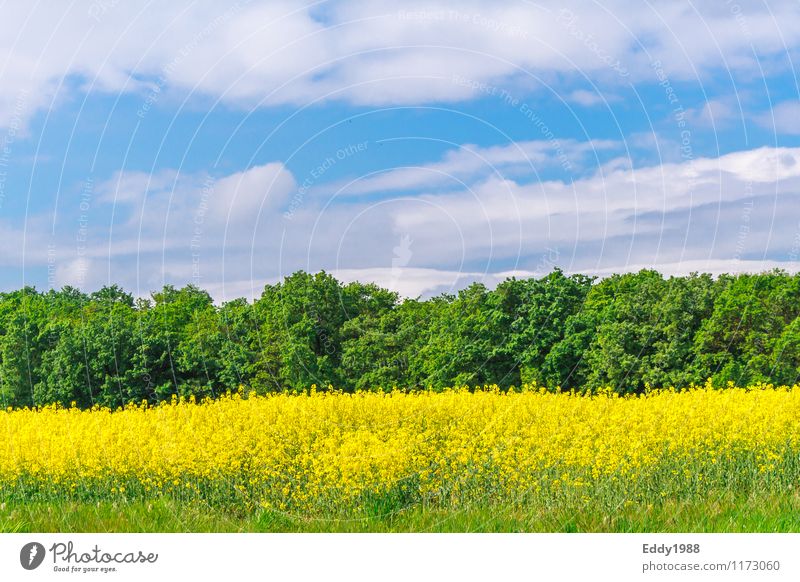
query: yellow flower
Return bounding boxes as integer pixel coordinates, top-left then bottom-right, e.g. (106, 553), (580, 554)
(1, 383), (799, 513)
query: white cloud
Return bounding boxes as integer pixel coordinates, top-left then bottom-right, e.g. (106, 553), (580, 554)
(338, 259), (800, 297)
(330, 139), (620, 197)
(757, 101), (800, 135)
(33, 162), (297, 295)
(279, 144), (800, 294)
(375, 146), (800, 263)
(8, 143), (800, 299)
(332, 267), (474, 297)
(95, 162), (295, 242)
(2, 1), (800, 127)
(98, 169), (176, 202)
(55, 257), (95, 289)
(684, 98), (739, 129)
(582, 259), (800, 278)
(260, 144), (800, 297)
(212, 162), (297, 224)
(567, 89), (609, 107)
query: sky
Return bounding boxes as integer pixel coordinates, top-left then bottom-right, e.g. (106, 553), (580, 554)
(1, 0), (800, 300)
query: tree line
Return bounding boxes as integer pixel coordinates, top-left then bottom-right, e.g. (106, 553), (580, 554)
(1, 268), (799, 408)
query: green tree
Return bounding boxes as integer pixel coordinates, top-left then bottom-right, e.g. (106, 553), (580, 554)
(0, 288), (52, 407)
(504, 270), (593, 386)
(693, 271), (800, 386)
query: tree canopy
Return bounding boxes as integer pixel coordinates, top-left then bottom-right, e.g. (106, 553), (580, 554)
(1, 268), (799, 408)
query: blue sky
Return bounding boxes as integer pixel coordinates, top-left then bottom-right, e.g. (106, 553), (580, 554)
(1, 1), (800, 299)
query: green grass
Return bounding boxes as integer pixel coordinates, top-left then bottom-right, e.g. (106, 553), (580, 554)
(3, 490), (800, 532)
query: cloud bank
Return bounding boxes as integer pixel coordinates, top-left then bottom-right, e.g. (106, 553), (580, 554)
(17, 143), (797, 299)
(2, 1), (799, 127)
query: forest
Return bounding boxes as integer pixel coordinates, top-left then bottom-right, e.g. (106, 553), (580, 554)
(1, 268), (799, 408)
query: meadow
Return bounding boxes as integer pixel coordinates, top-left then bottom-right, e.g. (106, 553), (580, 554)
(3, 384), (800, 532)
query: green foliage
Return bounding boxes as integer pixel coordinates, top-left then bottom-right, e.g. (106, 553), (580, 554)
(692, 271), (800, 386)
(2, 269), (800, 407)
(546, 271), (718, 393)
(505, 269), (593, 387)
